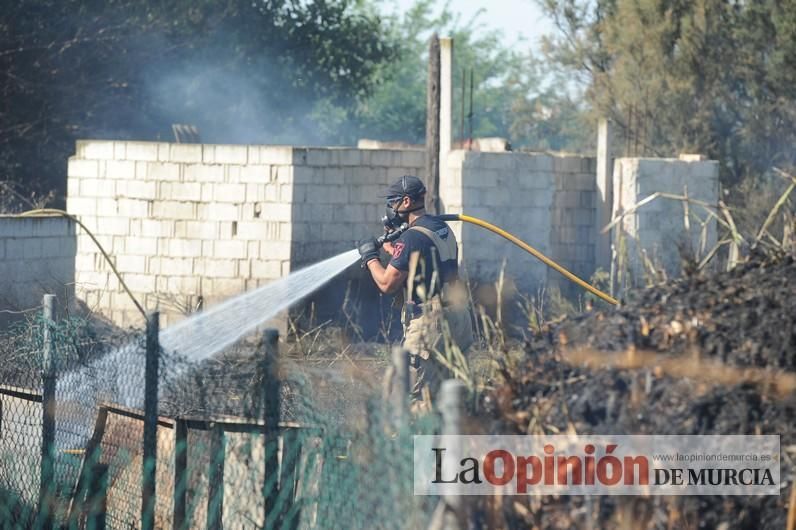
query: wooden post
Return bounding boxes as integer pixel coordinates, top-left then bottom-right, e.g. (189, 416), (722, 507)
(172, 419), (188, 530)
(141, 311), (160, 530)
(86, 463), (108, 530)
(206, 423), (225, 530)
(39, 294), (56, 530)
(439, 36), (453, 205)
(67, 407), (109, 527)
(261, 328), (280, 530)
(438, 380), (468, 530)
(425, 33), (441, 214)
(391, 347), (410, 427)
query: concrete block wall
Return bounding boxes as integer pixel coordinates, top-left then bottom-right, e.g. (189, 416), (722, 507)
(612, 158), (719, 284)
(0, 216), (76, 326)
(551, 156), (599, 296)
(290, 147), (425, 267)
(68, 141), (296, 328)
(68, 141), (424, 328)
(441, 151), (596, 294)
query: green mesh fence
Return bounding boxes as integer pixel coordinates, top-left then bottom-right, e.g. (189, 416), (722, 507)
(0, 310), (439, 529)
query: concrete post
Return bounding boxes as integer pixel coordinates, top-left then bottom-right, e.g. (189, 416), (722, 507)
(438, 380), (468, 530)
(390, 347), (410, 427)
(596, 118), (614, 272)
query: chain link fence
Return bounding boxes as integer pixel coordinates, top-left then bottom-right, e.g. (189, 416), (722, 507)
(0, 297), (439, 529)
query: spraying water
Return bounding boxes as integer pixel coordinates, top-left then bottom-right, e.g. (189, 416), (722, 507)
(160, 249), (359, 360)
(56, 249), (360, 438)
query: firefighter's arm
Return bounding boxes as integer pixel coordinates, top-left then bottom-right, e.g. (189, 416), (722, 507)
(367, 261), (407, 294)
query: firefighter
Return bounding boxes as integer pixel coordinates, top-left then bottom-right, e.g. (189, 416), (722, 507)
(358, 176), (474, 410)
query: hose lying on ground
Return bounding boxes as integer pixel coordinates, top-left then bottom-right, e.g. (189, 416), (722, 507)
(437, 213), (619, 306)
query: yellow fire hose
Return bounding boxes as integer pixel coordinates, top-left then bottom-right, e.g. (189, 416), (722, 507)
(439, 213), (618, 305)
(19, 207), (616, 319)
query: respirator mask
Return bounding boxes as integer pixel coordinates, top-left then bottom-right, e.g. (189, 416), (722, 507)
(382, 197), (425, 232)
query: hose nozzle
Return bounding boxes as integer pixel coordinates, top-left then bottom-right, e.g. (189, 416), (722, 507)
(375, 222), (409, 247)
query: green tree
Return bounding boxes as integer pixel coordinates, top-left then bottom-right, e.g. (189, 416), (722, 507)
(539, 0), (796, 184)
(0, 0), (398, 206)
(320, 0), (591, 151)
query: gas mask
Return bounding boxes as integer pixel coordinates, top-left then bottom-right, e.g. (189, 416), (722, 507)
(382, 197), (424, 232)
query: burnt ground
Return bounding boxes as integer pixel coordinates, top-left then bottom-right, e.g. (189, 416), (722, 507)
(481, 255), (796, 529)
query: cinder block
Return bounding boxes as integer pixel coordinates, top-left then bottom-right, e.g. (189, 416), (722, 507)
(141, 219), (174, 238)
(145, 162), (181, 182)
(276, 166), (292, 184)
(213, 183), (246, 203)
(164, 275), (200, 295)
(167, 238), (202, 258)
(201, 258), (238, 278)
(207, 277), (246, 296)
(113, 142), (127, 160)
(117, 198), (150, 217)
(67, 197), (97, 216)
(402, 150), (425, 168)
(247, 240), (259, 258)
(201, 183), (214, 202)
(121, 273), (155, 293)
(78, 178), (115, 198)
(126, 236), (158, 255)
(304, 148), (330, 166)
(214, 240), (247, 259)
(370, 150), (392, 167)
(238, 259), (251, 278)
(257, 203), (291, 221)
(115, 254), (146, 273)
(94, 216), (129, 236)
(162, 182), (201, 202)
(198, 202), (238, 221)
(151, 201), (196, 219)
(182, 221), (218, 239)
(78, 140), (115, 160)
(251, 259), (282, 279)
(251, 146), (294, 165)
(245, 184), (265, 203)
(169, 144), (203, 163)
(125, 142), (159, 161)
(152, 256), (193, 276)
(68, 158), (99, 179)
(210, 145), (248, 165)
(338, 149), (361, 166)
(240, 165), (270, 183)
(259, 241), (291, 260)
(184, 164), (225, 183)
(119, 180), (157, 200)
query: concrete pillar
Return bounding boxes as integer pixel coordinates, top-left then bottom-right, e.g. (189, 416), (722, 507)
(439, 37), (453, 212)
(596, 118), (614, 271)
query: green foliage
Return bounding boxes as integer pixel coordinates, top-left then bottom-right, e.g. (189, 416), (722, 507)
(0, 0), (398, 201)
(324, 0), (593, 151)
(539, 0), (796, 184)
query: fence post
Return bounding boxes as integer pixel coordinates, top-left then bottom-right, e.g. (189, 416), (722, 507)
(142, 311), (159, 530)
(438, 380), (468, 530)
(261, 328), (280, 530)
(172, 418), (188, 530)
(391, 347), (410, 428)
(206, 423), (225, 530)
(39, 294), (57, 530)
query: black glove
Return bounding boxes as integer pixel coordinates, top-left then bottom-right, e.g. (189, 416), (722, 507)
(357, 238), (380, 267)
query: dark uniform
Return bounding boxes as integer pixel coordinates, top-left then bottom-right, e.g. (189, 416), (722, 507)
(389, 214), (474, 404)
